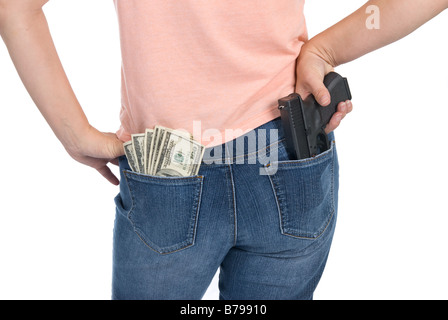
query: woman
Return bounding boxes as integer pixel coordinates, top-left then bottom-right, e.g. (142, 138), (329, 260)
(0, 0), (446, 300)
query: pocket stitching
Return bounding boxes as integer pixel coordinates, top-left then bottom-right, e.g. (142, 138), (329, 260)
(123, 169), (203, 219)
(265, 140), (335, 168)
(121, 169), (135, 219)
(268, 144), (335, 240)
(124, 172), (204, 254)
(123, 169), (204, 183)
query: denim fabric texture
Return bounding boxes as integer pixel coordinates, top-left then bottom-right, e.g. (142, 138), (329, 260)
(112, 117), (339, 300)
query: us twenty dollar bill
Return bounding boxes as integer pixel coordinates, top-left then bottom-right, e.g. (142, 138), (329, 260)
(123, 126), (205, 177)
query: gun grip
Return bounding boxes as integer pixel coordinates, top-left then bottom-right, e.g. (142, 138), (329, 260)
(278, 72), (352, 160)
(319, 72), (352, 125)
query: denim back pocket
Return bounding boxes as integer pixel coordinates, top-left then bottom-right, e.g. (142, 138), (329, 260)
(264, 142), (336, 240)
(122, 171), (203, 254)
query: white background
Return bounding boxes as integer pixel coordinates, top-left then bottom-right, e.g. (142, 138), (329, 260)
(0, 0), (447, 300)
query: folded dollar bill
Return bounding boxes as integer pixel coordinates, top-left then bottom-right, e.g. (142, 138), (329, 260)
(123, 126), (205, 177)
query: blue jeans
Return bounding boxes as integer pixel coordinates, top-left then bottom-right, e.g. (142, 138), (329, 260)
(112, 117), (339, 300)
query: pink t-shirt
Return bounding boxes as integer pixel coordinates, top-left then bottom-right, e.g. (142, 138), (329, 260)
(114, 0), (308, 147)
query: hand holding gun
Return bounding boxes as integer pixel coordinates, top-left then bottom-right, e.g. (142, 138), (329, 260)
(278, 72), (352, 160)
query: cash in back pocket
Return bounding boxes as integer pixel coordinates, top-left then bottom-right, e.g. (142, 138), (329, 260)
(123, 170), (204, 254)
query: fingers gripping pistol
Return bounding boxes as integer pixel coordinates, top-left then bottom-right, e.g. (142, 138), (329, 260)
(278, 72), (352, 160)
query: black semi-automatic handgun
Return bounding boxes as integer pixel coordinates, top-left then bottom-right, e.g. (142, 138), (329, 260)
(278, 72), (352, 160)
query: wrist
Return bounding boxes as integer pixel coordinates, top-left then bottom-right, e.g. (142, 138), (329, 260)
(57, 117), (92, 156)
(301, 38), (338, 69)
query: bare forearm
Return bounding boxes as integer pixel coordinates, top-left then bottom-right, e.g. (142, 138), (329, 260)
(0, 6), (89, 151)
(309, 0), (448, 67)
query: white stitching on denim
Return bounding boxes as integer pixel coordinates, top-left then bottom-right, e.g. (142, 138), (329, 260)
(124, 169), (204, 181)
(226, 138), (285, 163)
(123, 170), (204, 254)
(225, 142), (238, 246)
(267, 140), (337, 240)
(266, 170), (284, 235)
(200, 138), (285, 166)
(189, 177), (204, 249)
(122, 170), (135, 220)
(265, 140), (335, 168)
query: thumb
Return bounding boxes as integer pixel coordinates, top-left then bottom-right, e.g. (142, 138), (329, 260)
(305, 76), (331, 107)
(103, 132), (126, 159)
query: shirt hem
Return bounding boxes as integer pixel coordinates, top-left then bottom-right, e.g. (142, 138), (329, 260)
(116, 105), (282, 148)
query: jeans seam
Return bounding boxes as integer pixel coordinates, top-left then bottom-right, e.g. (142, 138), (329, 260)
(225, 142), (238, 246)
(124, 169), (203, 181)
(229, 138), (285, 163)
(122, 170), (135, 219)
(265, 139), (333, 168)
(267, 173), (284, 236)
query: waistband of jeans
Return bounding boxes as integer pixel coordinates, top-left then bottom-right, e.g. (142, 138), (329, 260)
(202, 117), (285, 164)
